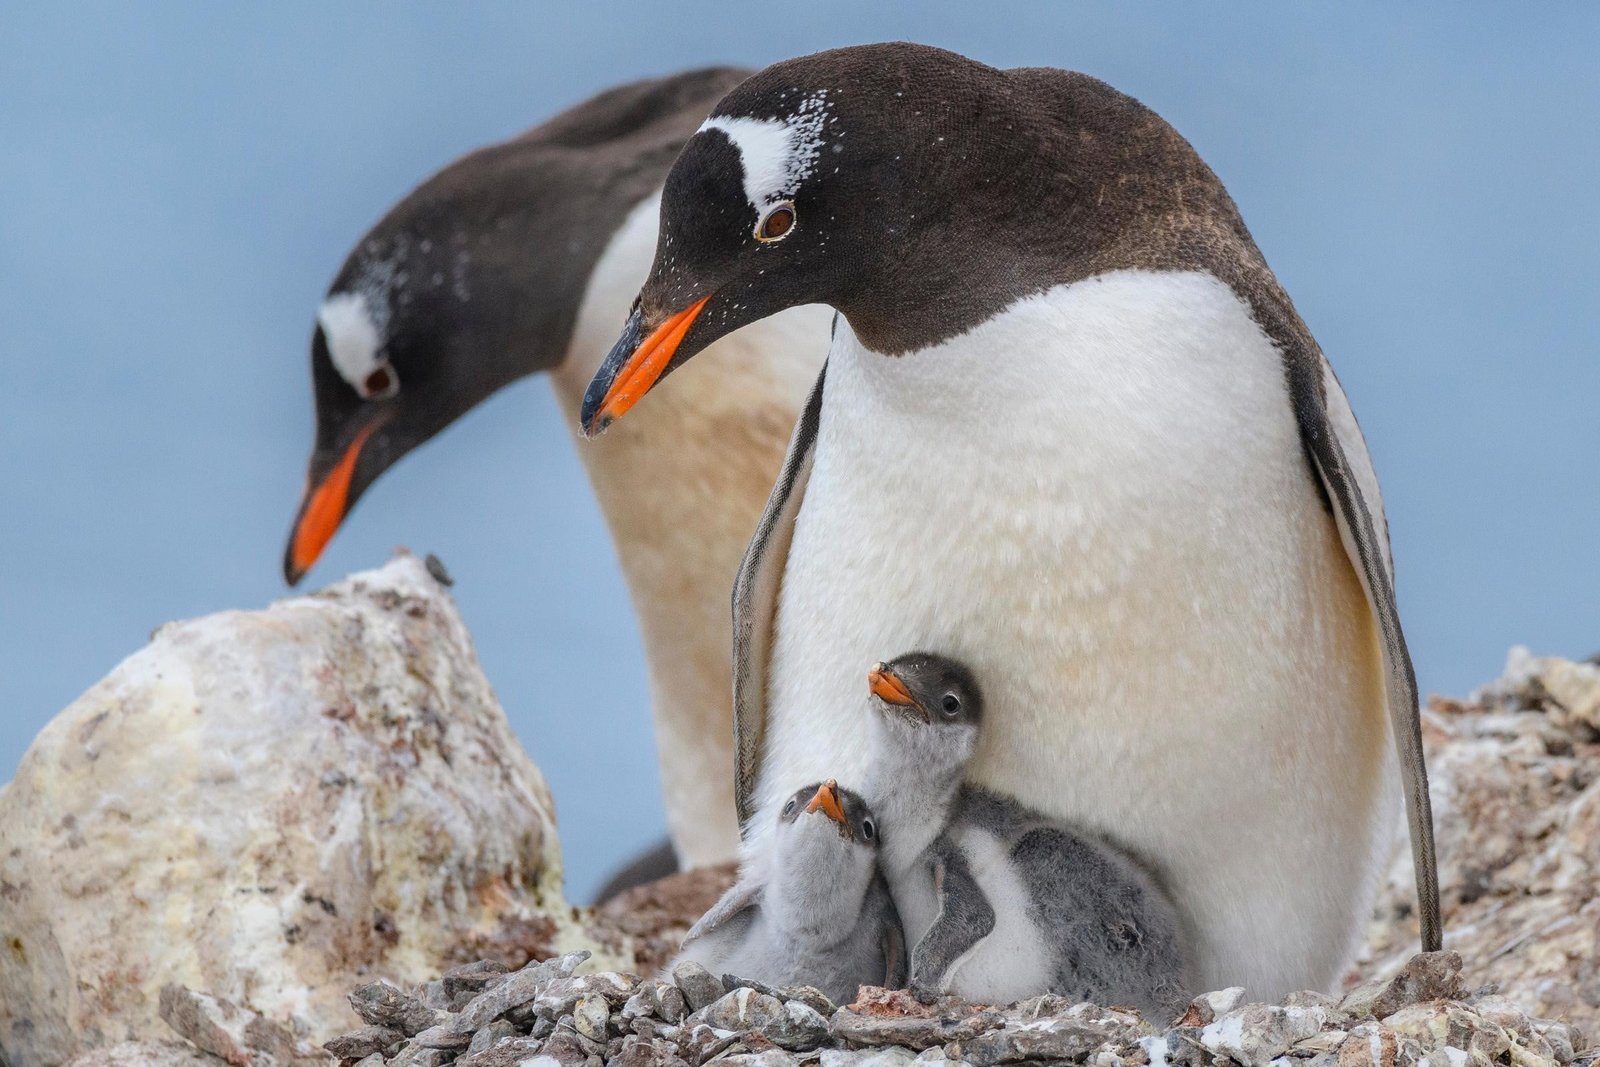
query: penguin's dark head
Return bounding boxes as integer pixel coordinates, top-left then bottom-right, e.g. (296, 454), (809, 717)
(283, 67), (756, 584)
(286, 229), (519, 585)
(581, 42), (995, 437)
(581, 42), (1205, 438)
(868, 652), (983, 731)
(777, 779), (879, 849)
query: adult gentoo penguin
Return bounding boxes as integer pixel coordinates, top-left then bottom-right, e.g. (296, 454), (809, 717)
(285, 67), (830, 871)
(580, 43), (1438, 995)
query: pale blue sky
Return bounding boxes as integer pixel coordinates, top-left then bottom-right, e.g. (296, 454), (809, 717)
(2, 3), (1596, 899)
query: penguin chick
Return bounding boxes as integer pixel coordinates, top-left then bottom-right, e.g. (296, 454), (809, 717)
(674, 781), (905, 1004)
(865, 654), (1191, 1015)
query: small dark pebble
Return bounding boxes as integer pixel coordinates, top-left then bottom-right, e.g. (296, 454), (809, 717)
(424, 553), (454, 586)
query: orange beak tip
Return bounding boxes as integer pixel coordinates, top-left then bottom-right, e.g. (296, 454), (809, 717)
(287, 423), (376, 586)
(585, 295), (711, 435)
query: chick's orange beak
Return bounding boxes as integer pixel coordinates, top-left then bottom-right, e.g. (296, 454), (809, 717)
(804, 779), (847, 825)
(868, 664), (917, 708)
(581, 295), (710, 436)
(285, 422), (377, 585)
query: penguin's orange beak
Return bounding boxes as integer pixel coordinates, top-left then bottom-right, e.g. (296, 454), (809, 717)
(284, 422), (378, 585)
(581, 295), (711, 437)
(804, 779), (847, 825)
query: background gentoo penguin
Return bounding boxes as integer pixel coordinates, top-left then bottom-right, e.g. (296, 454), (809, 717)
(864, 654), (1190, 1015)
(579, 43), (1438, 995)
(674, 780), (905, 1004)
(284, 67), (831, 873)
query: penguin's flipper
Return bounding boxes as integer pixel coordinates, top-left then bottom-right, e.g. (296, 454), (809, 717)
(909, 845), (995, 1002)
(682, 877), (762, 948)
(875, 876), (909, 990)
(1287, 345), (1441, 952)
(731, 363), (828, 827)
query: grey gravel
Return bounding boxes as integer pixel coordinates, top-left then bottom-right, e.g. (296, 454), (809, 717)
(316, 950), (1587, 1067)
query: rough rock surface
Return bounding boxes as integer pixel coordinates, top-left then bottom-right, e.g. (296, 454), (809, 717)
(54, 1043), (221, 1067)
(1359, 648), (1600, 1027)
(305, 950), (1587, 1067)
(0, 554), (605, 1067)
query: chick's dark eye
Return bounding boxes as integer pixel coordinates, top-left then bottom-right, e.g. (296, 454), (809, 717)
(861, 819), (876, 841)
(783, 799), (796, 816)
(756, 202), (796, 242)
(941, 694), (961, 716)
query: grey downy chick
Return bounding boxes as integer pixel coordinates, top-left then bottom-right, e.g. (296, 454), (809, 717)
(673, 780), (905, 1004)
(864, 653), (1191, 1015)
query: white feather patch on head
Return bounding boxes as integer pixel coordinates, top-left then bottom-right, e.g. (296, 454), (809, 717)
(699, 92), (831, 216)
(317, 291), (385, 391)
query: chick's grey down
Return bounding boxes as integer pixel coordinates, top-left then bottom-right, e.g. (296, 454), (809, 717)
(863, 652), (1191, 1015)
(673, 782), (905, 1004)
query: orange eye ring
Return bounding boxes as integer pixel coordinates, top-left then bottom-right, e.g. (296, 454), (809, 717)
(755, 201), (797, 243)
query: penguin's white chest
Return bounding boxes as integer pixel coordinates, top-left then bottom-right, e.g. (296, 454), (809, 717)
(757, 269), (1394, 997)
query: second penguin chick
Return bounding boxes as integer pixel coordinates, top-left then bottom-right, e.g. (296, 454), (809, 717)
(674, 780), (905, 1004)
(865, 654), (1191, 1014)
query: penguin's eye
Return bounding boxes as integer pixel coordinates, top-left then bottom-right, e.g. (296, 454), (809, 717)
(755, 201), (796, 243)
(861, 819), (877, 841)
(360, 363), (399, 400)
(941, 694), (961, 717)
(782, 799), (797, 817)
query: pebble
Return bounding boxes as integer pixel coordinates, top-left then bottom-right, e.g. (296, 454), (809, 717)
(670, 961), (726, 1013)
(347, 980), (447, 1037)
(465, 1019), (517, 1054)
(576, 995), (613, 1042)
(324, 1025), (406, 1059)
(1199, 1004), (1327, 1067)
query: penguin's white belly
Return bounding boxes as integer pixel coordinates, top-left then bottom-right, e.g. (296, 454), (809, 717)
(939, 826), (1052, 1003)
(756, 270), (1397, 998)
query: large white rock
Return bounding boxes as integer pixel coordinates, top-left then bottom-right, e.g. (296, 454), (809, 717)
(0, 554), (596, 1067)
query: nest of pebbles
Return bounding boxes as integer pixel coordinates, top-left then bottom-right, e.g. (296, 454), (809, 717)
(312, 949), (1587, 1067)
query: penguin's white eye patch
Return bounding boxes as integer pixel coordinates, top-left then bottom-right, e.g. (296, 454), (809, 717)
(319, 290), (398, 401)
(755, 201), (796, 243)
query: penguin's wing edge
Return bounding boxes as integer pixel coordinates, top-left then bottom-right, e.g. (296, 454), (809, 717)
(682, 877), (762, 947)
(731, 363), (827, 828)
(1289, 346), (1441, 953)
(877, 880), (909, 990)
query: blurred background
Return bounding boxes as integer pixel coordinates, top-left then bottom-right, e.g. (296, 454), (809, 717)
(2, 3), (1596, 901)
